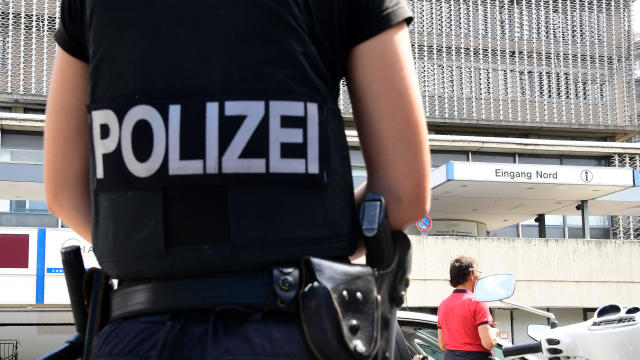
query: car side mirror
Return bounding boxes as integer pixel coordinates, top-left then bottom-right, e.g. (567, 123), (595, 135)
(527, 324), (550, 341)
(474, 274), (515, 302)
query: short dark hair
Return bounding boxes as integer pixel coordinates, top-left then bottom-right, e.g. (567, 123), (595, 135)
(449, 256), (477, 287)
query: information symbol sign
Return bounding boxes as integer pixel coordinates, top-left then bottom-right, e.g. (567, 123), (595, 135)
(580, 169), (593, 183)
(417, 216), (432, 232)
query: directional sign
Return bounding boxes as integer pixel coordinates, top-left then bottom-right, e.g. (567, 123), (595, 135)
(417, 216), (432, 232)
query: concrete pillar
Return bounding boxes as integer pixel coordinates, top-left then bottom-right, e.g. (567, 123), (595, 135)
(535, 214), (546, 238)
(578, 200), (590, 239)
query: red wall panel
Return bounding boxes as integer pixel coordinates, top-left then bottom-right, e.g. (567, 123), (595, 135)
(0, 234), (30, 268)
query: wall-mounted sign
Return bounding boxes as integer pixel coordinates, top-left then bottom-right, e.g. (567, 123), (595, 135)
(429, 220), (487, 237)
(44, 229), (99, 275)
(417, 216), (432, 232)
(446, 162), (634, 187)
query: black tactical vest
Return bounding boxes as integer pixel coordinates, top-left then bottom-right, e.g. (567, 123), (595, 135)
(85, 1), (359, 280)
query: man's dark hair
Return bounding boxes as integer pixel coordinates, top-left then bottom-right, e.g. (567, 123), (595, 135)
(449, 256), (477, 287)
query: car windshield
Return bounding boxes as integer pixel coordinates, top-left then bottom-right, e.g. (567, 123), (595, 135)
(400, 326), (528, 360)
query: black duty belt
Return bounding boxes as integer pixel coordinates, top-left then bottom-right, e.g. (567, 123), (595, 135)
(110, 267), (300, 321)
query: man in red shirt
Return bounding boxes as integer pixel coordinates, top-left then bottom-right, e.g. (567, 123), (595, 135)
(437, 256), (498, 360)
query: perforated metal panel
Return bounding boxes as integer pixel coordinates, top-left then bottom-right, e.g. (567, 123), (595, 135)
(0, 0), (59, 98)
(0, 0), (637, 128)
(340, 0), (638, 130)
(610, 153), (640, 240)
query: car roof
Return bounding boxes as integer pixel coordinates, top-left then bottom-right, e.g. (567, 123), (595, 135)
(397, 310), (438, 323)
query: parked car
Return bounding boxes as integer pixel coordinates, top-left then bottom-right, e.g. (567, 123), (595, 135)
(397, 311), (538, 360)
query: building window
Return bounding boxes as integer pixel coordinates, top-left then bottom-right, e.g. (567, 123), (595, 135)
(431, 151), (468, 168)
(9, 200), (26, 213)
(518, 154), (607, 167)
(492, 215), (611, 239)
(518, 155), (561, 165)
(1, 199), (50, 214)
(560, 156), (607, 166)
(0, 132), (44, 163)
(471, 152), (515, 164)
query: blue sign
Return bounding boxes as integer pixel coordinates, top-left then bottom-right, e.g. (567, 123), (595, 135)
(417, 216), (432, 232)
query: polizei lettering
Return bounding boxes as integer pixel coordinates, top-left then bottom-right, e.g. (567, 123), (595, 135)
(494, 168), (558, 181)
(90, 100), (321, 186)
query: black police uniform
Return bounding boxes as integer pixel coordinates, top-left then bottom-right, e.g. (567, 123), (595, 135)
(55, 0), (412, 358)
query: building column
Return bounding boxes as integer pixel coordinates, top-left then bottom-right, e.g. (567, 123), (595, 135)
(577, 200), (590, 239)
(535, 214), (546, 238)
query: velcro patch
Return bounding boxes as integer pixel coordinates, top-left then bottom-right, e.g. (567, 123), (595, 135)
(88, 97), (329, 189)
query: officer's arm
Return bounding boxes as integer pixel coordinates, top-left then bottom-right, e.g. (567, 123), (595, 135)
(347, 22), (430, 231)
(44, 46), (92, 242)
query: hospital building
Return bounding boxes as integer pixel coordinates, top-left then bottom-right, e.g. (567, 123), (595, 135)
(0, 0), (639, 358)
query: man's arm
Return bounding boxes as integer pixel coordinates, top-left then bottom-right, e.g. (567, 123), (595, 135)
(44, 46), (92, 242)
(477, 324), (498, 351)
(437, 329), (446, 351)
(347, 22), (431, 231)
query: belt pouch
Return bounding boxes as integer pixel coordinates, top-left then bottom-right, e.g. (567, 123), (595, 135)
(299, 257), (380, 360)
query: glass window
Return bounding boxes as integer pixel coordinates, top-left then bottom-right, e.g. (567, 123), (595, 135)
(589, 216), (611, 227)
(590, 228), (611, 239)
(520, 225), (539, 238)
(546, 227), (565, 238)
(4, 200), (50, 214)
(431, 151), (468, 168)
(471, 152), (515, 163)
(567, 228), (610, 239)
(518, 155), (561, 165)
(561, 157), (607, 166)
(1, 132), (44, 150)
(352, 168), (367, 189)
(10, 200), (26, 213)
(545, 215), (564, 226)
(566, 215), (610, 227)
(489, 225), (518, 237)
(349, 150), (365, 167)
(563, 216), (574, 226)
(1, 132), (45, 163)
(24, 108), (45, 115)
(28, 200), (49, 214)
(568, 227), (584, 238)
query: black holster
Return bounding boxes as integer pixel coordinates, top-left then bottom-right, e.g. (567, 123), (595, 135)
(39, 247), (112, 360)
(299, 194), (412, 360)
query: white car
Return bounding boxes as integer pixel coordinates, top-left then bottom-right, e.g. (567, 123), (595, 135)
(397, 311), (538, 360)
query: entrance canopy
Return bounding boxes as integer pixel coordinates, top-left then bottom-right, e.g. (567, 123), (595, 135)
(430, 162), (640, 231)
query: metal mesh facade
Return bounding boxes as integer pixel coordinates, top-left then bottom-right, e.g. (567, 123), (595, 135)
(1, 0), (637, 130)
(339, 0), (638, 130)
(0, 0), (59, 99)
(610, 153), (640, 240)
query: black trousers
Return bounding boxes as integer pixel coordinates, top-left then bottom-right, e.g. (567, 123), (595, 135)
(444, 350), (495, 360)
(93, 308), (315, 360)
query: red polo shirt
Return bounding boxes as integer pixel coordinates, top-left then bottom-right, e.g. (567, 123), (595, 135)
(437, 289), (493, 353)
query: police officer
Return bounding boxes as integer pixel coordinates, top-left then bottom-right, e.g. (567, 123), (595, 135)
(44, 0), (430, 358)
